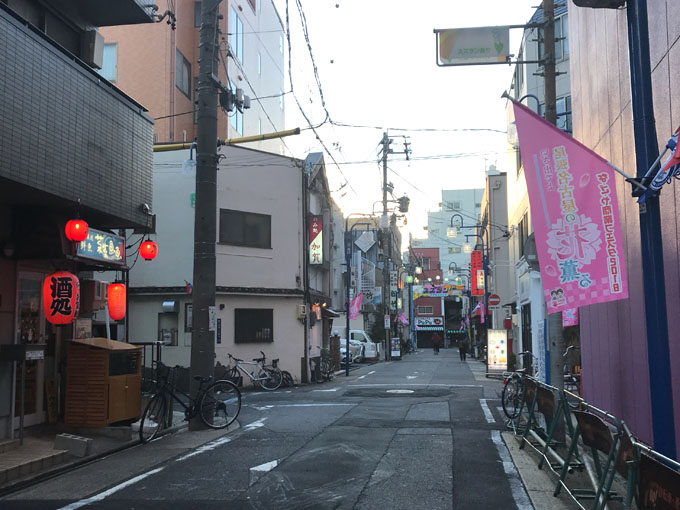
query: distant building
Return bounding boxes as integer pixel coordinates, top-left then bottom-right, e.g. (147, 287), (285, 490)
(99, 0), (286, 154)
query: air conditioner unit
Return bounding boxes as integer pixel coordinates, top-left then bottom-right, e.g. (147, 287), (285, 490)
(81, 280), (108, 313)
(296, 304), (307, 319)
(82, 30), (104, 69)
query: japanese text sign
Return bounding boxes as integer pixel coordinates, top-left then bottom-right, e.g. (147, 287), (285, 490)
(436, 26), (510, 66)
(77, 228), (125, 266)
(309, 215), (323, 265)
(471, 250), (484, 296)
(512, 101), (629, 312)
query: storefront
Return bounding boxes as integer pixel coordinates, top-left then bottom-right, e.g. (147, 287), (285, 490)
(414, 316), (444, 348)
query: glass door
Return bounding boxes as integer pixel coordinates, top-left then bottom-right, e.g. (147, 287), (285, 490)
(14, 273), (46, 428)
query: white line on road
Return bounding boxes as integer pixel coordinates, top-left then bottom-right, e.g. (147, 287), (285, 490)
(243, 417), (268, 431)
(348, 383), (483, 388)
(356, 370), (376, 380)
(312, 388), (339, 392)
(491, 430), (533, 510)
(56, 468), (165, 510)
(175, 436), (232, 462)
(479, 399), (495, 423)
(250, 403), (354, 410)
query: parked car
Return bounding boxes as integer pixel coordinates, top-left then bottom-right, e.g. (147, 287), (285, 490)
(334, 329), (381, 363)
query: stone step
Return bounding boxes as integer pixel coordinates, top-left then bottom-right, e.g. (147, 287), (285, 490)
(0, 446), (68, 486)
(0, 440), (19, 454)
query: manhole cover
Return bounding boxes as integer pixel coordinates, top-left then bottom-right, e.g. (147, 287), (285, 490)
(386, 389), (414, 394)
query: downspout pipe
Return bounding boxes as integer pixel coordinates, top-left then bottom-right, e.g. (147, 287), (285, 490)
(627, 0), (676, 458)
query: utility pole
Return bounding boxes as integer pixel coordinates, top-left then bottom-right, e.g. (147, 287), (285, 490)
(380, 132), (392, 361)
(189, 0), (221, 430)
(541, 0), (563, 396)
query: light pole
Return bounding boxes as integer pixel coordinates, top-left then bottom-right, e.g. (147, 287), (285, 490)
(344, 219), (370, 376)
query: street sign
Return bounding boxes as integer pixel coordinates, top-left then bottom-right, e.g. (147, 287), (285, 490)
(488, 294), (501, 306)
(436, 26), (510, 66)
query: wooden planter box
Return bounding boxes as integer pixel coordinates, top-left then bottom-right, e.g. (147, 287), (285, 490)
(65, 338), (142, 427)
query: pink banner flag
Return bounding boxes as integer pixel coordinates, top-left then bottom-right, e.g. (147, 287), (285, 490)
(513, 101), (629, 313)
(562, 308), (579, 327)
(349, 292), (362, 320)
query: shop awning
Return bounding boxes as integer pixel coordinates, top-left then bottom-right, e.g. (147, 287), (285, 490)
(322, 307), (341, 318)
(416, 326), (444, 331)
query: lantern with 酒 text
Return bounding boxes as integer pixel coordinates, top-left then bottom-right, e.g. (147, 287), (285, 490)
(64, 219), (89, 242)
(43, 271), (80, 324)
(139, 240), (158, 261)
(107, 283), (126, 321)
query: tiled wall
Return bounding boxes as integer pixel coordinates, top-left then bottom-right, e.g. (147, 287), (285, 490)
(570, 0), (680, 449)
(0, 9), (153, 228)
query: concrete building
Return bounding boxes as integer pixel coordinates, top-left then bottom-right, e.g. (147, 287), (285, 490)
(0, 1), (155, 439)
(505, 4), (571, 378)
(99, 0), (285, 154)
(127, 148), (338, 383)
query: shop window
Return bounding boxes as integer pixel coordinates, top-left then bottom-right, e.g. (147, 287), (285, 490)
(219, 209), (271, 248)
(417, 306), (433, 315)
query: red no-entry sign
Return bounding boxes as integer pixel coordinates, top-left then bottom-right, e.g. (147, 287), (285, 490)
(488, 294), (501, 306)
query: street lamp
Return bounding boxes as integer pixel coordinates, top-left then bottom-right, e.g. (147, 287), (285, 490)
(344, 218), (371, 377)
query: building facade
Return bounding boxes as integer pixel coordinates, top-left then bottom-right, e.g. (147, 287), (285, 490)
(0, 0), (155, 439)
(99, 0), (285, 154)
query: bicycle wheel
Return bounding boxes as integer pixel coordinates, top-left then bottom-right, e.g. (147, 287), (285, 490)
(199, 380), (241, 428)
(281, 370), (295, 387)
(501, 376), (525, 420)
(322, 358), (334, 381)
(140, 393), (168, 443)
(258, 367), (282, 390)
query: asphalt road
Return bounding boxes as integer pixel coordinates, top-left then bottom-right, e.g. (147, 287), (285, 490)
(1, 349), (532, 510)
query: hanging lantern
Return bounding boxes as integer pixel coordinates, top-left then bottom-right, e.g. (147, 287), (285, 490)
(43, 271), (80, 324)
(140, 240), (158, 261)
(108, 283), (126, 321)
(64, 219), (89, 242)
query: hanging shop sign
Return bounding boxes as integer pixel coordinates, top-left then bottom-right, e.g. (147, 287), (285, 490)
(471, 250), (484, 296)
(76, 228), (125, 266)
(435, 26), (510, 66)
(43, 271), (80, 324)
(309, 215), (323, 265)
(562, 308), (579, 327)
(415, 317), (444, 327)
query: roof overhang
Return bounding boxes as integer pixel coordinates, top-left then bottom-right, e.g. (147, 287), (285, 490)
(65, 0), (156, 26)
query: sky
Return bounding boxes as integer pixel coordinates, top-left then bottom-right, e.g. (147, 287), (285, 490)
(271, 0), (539, 246)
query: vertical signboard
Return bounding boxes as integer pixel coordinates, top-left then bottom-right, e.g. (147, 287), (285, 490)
(487, 329), (508, 373)
(309, 215), (323, 265)
(471, 250), (484, 296)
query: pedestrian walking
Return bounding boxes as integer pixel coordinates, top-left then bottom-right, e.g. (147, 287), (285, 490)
(459, 341), (467, 361)
(432, 332), (442, 355)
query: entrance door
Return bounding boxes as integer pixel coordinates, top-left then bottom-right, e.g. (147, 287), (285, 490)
(13, 273), (46, 429)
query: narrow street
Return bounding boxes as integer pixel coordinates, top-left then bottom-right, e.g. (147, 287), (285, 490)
(1, 350), (532, 510)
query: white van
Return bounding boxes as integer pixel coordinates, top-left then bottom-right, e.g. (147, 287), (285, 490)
(334, 328), (381, 363)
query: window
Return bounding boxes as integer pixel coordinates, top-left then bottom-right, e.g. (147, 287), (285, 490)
(279, 34), (284, 54)
(158, 312), (178, 346)
(99, 43), (117, 81)
(257, 53), (261, 75)
(235, 309), (273, 343)
(258, 118), (262, 135)
(194, 2), (201, 27)
(448, 247), (461, 254)
(417, 306), (433, 315)
(175, 49), (191, 98)
(518, 212), (529, 258)
(257, 0), (261, 12)
(421, 257), (430, 270)
(538, 14), (569, 62)
(556, 95), (572, 133)
(229, 81), (243, 134)
(280, 89), (284, 110)
(219, 209), (271, 248)
(185, 303), (193, 332)
(229, 7), (243, 62)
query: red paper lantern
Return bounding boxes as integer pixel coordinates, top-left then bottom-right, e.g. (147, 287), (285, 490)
(43, 271), (80, 324)
(140, 240), (158, 261)
(108, 283), (126, 320)
(65, 219), (89, 242)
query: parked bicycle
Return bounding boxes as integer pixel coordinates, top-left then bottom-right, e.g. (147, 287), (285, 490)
(139, 365), (241, 443)
(226, 351), (282, 390)
(310, 347), (334, 383)
(501, 351), (540, 420)
(563, 345), (582, 408)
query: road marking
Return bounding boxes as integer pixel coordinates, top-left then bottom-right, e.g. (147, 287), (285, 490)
(312, 388), (338, 392)
(56, 468), (165, 510)
(175, 436), (232, 461)
(387, 389), (414, 394)
(251, 459), (278, 473)
(349, 383), (483, 388)
(479, 399), (495, 423)
(243, 417), (268, 431)
(357, 370), (376, 380)
(406, 375), (418, 379)
(250, 403), (354, 410)
(491, 430), (533, 510)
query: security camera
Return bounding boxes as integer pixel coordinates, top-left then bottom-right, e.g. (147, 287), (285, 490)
(141, 203), (151, 214)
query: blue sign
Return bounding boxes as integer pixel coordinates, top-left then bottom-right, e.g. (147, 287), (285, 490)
(77, 228), (126, 266)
